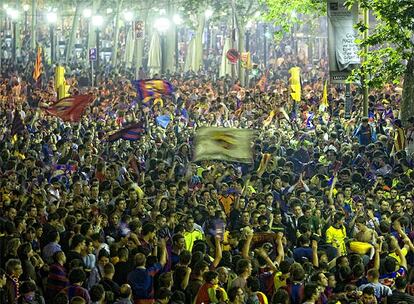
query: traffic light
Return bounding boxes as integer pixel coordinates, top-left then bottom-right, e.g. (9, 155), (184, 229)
(289, 67), (301, 102)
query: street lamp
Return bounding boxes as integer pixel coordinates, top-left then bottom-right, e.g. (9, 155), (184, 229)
(83, 8), (92, 18)
(123, 11), (134, 39)
(291, 11), (298, 56)
(7, 8), (19, 65)
(92, 15), (104, 73)
(154, 17), (170, 74)
(123, 11), (133, 22)
(82, 8), (92, 55)
(173, 14), (183, 72)
(205, 8), (213, 20)
(263, 23), (267, 68)
(154, 17), (170, 33)
(173, 14), (183, 25)
(47, 11), (58, 63)
(245, 20), (253, 52)
(23, 4), (30, 32)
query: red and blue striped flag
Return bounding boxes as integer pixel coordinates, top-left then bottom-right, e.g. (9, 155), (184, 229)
(132, 79), (174, 102)
(107, 123), (145, 142)
(44, 95), (94, 122)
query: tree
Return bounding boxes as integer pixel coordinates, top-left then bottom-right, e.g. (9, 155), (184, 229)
(263, 0), (325, 40)
(347, 0), (414, 124)
(182, 0), (211, 72)
(232, 0), (260, 85)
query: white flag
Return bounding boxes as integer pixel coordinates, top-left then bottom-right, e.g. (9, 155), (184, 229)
(194, 127), (253, 163)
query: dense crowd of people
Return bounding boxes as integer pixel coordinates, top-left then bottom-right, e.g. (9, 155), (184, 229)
(1, 49), (414, 304)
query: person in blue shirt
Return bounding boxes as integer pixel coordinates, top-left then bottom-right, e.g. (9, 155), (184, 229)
(354, 117), (376, 146)
(127, 239), (167, 303)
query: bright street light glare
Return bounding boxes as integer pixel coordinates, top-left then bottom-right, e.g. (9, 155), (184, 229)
(46, 11), (58, 23)
(8, 8), (19, 20)
(154, 17), (170, 33)
(83, 8), (92, 18)
(92, 15), (104, 27)
(123, 11), (133, 22)
(205, 8), (213, 19)
(173, 14), (183, 25)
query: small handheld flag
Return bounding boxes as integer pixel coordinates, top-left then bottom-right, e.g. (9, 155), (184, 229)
(156, 115), (171, 129)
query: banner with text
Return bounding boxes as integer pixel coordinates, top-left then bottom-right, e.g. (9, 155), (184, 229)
(327, 0), (360, 83)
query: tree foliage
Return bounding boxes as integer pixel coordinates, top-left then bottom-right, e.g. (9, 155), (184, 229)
(262, 0), (326, 40)
(346, 0), (414, 88)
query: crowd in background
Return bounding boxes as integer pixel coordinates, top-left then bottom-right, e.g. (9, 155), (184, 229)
(1, 44), (414, 304)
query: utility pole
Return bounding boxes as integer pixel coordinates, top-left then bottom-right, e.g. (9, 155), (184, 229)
(263, 24), (267, 68)
(231, 0), (236, 81)
(0, 8), (2, 75)
(362, 7), (369, 117)
(31, 0), (37, 50)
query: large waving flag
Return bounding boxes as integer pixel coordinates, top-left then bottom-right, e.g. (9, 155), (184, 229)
(44, 95), (94, 122)
(33, 46), (42, 82)
(132, 79), (174, 102)
(107, 123), (145, 142)
(194, 127), (254, 163)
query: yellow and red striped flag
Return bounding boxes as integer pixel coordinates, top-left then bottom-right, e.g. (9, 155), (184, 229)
(33, 47), (42, 81)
